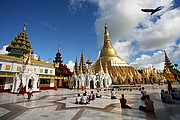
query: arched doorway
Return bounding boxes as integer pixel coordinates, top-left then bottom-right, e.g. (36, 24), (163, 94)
(90, 80), (94, 89)
(128, 79), (130, 84)
(28, 79), (32, 88)
(77, 81), (79, 89)
(96, 81), (100, 88)
(135, 79), (138, 83)
(103, 79), (105, 87)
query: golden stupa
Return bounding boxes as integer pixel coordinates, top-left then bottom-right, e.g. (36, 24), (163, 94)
(93, 23), (141, 84)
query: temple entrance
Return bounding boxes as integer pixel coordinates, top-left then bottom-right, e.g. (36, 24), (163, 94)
(144, 78), (147, 84)
(96, 81), (100, 88)
(77, 81), (80, 89)
(28, 79), (32, 88)
(103, 79), (106, 87)
(56, 79), (59, 88)
(128, 79), (130, 84)
(153, 78), (155, 83)
(90, 80), (94, 89)
(135, 79), (138, 83)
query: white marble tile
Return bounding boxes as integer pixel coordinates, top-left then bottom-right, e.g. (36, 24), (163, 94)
(0, 107), (10, 117)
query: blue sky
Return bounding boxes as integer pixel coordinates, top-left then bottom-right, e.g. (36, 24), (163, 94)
(0, 0), (180, 71)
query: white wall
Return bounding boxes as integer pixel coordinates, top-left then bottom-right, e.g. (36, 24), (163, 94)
(0, 60), (55, 75)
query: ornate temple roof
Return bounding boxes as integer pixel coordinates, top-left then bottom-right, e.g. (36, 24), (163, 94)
(53, 44), (72, 76)
(53, 44), (63, 64)
(6, 23), (34, 56)
(0, 23), (53, 67)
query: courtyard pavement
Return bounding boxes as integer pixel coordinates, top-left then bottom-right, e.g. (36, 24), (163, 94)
(0, 84), (180, 120)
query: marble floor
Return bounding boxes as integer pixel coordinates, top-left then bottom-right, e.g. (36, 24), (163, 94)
(0, 84), (180, 120)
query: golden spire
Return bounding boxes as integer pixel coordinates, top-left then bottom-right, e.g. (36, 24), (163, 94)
(80, 49), (86, 74)
(74, 56), (79, 74)
(37, 56), (41, 61)
(79, 62), (83, 74)
(25, 47), (32, 65)
(23, 23), (27, 33)
(73, 67), (76, 75)
(100, 23), (118, 57)
(58, 43), (60, 53)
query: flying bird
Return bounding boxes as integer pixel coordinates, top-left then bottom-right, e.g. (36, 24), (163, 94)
(141, 6), (163, 15)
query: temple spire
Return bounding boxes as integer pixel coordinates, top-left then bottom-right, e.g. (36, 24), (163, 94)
(100, 22), (118, 58)
(79, 49), (86, 74)
(74, 56), (79, 74)
(79, 62), (83, 74)
(58, 42), (60, 53)
(104, 22), (110, 42)
(164, 50), (172, 68)
(37, 56), (41, 61)
(25, 47), (32, 65)
(23, 23), (27, 33)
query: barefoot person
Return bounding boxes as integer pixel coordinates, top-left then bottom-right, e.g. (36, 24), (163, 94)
(120, 94), (132, 109)
(139, 95), (154, 112)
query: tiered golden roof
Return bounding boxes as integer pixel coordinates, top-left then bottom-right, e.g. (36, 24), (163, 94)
(6, 23), (34, 55)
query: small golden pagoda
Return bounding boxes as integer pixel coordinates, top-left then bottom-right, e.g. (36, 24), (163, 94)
(93, 23), (141, 84)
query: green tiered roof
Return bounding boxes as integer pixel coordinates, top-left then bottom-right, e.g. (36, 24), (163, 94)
(6, 23), (34, 57)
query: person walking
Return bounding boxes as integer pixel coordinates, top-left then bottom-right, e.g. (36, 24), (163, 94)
(27, 85), (33, 100)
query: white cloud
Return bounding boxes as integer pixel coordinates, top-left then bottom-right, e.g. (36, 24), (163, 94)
(113, 41), (136, 62)
(33, 54), (39, 60)
(43, 21), (58, 31)
(66, 60), (75, 72)
(69, 0), (180, 70)
(130, 51), (164, 70)
(0, 45), (8, 54)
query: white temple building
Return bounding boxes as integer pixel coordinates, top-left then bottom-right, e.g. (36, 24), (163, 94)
(11, 51), (40, 93)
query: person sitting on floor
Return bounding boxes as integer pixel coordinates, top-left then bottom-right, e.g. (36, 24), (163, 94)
(120, 94), (132, 109)
(164, 91), (174, 103)
(89, 91), (95, 100)
(80, 93), (88, 104)
(161, 89), (165, 102)
(75, 93), (81, 104)
(111, 89), (117, 99)
(171, 90), (180, 100)
(141, 87), (147, 100)
(96, 90), (102, 98)
(139, 95), (154, 112)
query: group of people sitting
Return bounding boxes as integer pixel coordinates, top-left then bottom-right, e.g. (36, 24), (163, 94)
(161, 89), (180, 103)
(75, 90), (102, 104)
(111, 87), (154, 112)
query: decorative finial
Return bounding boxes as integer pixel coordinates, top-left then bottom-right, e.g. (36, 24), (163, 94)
(23, 23), (27, 32)
(37, 56), (41, 61)
(105, 22), (108, 29)
(58, 44), (60, 53)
